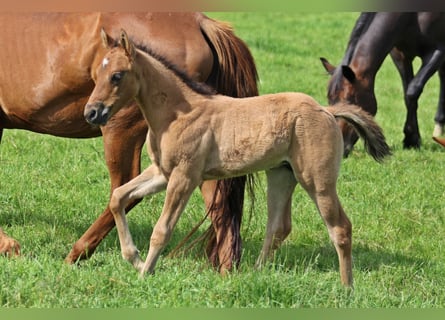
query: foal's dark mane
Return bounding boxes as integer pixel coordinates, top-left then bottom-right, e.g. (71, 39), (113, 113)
(136, 42), (216, 96)
(107, 37), (216, 96)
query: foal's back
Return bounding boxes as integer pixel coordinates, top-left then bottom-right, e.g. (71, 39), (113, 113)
(185, 92), (344, 180)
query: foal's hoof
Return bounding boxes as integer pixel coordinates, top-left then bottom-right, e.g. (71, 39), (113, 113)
(0, 232), (21, 257)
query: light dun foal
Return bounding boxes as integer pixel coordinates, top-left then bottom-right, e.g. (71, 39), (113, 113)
(84, 29), (391, 287)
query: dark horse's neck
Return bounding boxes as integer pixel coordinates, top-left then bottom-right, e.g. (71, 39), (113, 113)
(345, 13), (414, 76)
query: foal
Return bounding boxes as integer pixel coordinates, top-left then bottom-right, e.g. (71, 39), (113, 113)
(84, 29), (391, 287)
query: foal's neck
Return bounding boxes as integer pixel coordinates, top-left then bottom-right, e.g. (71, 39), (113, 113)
(134, 50), (205, 132)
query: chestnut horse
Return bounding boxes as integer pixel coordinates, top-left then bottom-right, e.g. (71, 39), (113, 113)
(0, 13), (258, 271)
(321, 12), (445, 156)
(84, 29), (391, 286)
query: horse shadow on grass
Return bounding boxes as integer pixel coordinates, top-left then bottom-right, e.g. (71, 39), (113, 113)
(0, 208), (433, 275)
(238, 238), (432, 274)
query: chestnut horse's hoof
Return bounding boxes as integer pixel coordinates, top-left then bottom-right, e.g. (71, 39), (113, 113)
(0, 230), (21, 257)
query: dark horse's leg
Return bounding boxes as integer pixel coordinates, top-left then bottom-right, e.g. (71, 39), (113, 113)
(65, 105), (147, 263)
(403, 49), (445, 148)
(390, 48), (419, 148)
(434, 63), (445, 136)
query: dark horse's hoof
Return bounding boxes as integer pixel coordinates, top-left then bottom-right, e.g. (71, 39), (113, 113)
(403, 135), (421, 149)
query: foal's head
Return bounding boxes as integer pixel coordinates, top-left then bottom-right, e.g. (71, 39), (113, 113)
(85, 29), (138, 126)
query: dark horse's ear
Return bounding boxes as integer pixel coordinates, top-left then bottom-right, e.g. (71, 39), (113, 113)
(100, 28), (113, 49)
(341, 65), (356, 83)
(119, 29), (134, 60)
(320, 57), (336, 75)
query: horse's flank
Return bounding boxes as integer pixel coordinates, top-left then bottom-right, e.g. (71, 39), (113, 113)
(0, 12), (213, 137)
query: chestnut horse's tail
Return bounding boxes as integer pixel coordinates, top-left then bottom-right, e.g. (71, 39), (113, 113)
(326, 104), (392, 162)
(200, 15), (259, 269)
(169, 15), (259, 270)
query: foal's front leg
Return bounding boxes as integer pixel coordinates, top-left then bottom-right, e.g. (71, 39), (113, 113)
(109, 164), (167, 272)
(141, 171), (198, 275)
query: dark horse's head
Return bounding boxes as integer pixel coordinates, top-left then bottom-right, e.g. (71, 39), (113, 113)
(320, 57), (377, 157)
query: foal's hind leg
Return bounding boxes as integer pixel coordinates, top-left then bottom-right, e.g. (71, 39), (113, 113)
(315, 191), (352, 286)
(109, 164), (167, 272)
(255, 166), (296, 268)
(302, 181), (353, 287)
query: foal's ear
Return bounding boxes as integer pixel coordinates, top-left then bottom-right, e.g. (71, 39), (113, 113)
(120, 29), (135, 59)
(100, 28), (113, 49)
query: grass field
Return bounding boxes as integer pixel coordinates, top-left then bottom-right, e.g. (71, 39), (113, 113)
(1, 12), (445, 307)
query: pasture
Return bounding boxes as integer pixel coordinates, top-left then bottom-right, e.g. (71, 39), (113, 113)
(1, 12), (445, 307)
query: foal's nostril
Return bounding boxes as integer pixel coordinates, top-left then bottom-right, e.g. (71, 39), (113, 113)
(86, 109), (98, 124)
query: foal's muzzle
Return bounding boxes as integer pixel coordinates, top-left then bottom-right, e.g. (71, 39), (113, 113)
(84, 102), (111, 125)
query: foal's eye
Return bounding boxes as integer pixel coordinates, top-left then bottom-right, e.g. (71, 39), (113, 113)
(110, 72), (125, 85)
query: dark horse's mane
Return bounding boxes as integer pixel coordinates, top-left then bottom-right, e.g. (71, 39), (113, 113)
(342, 12), (376, 65)
(329, 13), (376, 97)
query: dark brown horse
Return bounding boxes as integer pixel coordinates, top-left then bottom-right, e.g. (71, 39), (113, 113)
(321, 12), (445, 155)
(0, 13), (258, 271)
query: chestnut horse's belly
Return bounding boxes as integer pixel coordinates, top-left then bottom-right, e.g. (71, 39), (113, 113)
(0, 13), (212, 139)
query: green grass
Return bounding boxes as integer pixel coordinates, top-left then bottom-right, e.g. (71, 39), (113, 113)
(1, 12), (445, 307)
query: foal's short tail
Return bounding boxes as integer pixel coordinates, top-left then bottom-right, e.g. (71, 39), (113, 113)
(326, 104), (392, 162)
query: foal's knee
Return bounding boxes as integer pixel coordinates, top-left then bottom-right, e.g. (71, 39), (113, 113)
(109, 187), (125, 214)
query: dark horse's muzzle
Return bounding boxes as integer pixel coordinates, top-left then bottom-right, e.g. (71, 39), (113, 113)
(84, 102), (111, 126)
(337, 118), (359, 158)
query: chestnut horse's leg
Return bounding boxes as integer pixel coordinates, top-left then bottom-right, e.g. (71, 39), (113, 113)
(65, 106), (147, 263)
(255, 166), (296, 267)
(0, 128), (20, 256)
